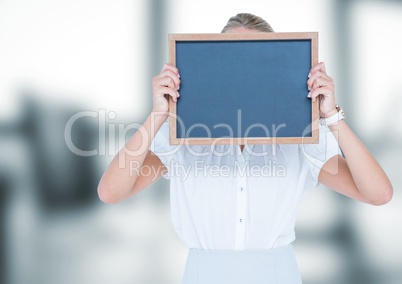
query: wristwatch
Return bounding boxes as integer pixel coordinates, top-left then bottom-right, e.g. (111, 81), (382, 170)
(319, 105), (345, 126)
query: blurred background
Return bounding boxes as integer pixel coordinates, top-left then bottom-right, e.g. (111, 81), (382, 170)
(0, 0), (401, 283)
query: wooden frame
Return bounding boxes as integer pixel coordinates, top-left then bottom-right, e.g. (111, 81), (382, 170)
(169, 32), (319, 145)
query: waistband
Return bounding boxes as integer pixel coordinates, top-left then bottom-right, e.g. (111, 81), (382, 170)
(183, 244), (301, 284)
(188, 244), (294, 261)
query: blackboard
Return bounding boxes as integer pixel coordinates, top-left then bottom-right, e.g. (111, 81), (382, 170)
(168, 33), (319, 145)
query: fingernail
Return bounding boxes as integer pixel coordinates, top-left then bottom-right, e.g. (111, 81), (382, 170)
(177, 85), (180, 90)
(177, 92), (180, 97)
(308, 73), (311, 78)
(178, 73), (181, 78)
(308, 86), (310, 91)
(307, 92), (311, 98)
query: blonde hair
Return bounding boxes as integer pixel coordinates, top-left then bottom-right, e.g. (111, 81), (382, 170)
(221, 13), (274, 33)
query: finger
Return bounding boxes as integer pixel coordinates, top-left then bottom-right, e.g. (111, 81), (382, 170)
(308, 62), (326, 78)
(307, 70), (329, 86)
(308, 86), (332, 102)
(159, 70), (181, 89)
(157, 76), (176, 89)
(312, 76), (333, 90)
(156, 86), (179, 102)
(161, 64), (180, 78)
(307, 71), (331, 90)
(154, 76), (180, 93)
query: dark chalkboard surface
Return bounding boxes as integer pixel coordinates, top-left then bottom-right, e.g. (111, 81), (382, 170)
(168, 33), (319, 145)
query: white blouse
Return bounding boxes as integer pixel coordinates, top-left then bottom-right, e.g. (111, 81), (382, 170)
(150, 123), (340, 251)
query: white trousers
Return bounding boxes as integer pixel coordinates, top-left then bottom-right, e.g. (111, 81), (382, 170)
(182, 244), (302, 284)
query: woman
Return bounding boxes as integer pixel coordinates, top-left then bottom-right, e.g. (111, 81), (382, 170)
(98, 13), (393, 284)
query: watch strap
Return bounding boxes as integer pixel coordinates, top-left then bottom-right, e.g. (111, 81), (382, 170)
(320, 105), (345, 126)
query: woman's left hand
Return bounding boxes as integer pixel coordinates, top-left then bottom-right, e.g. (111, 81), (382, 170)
(307, 62), (337, 118)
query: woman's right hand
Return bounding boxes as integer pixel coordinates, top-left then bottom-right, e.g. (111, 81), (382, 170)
(152, 64), (181, 115)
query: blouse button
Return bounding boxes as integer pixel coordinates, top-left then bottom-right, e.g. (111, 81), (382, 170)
(240, 187), (244, 191)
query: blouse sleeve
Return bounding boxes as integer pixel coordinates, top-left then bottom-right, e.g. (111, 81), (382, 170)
(300, 124), (341, 187)
(149, 123), (175, 179)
